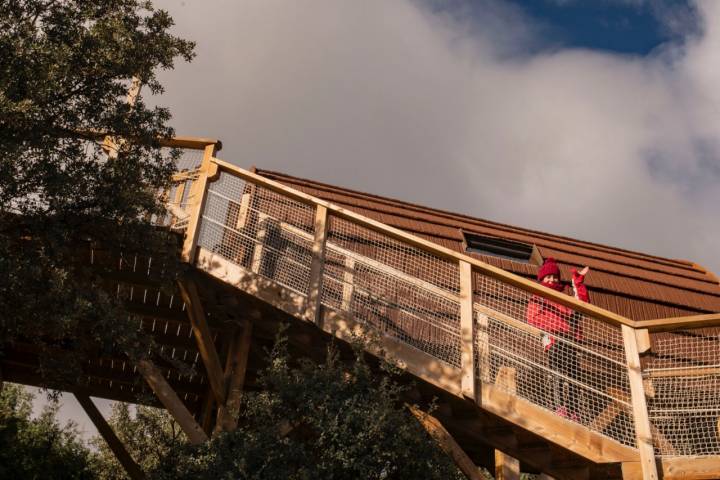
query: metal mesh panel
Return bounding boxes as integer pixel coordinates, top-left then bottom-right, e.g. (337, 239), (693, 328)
(321, 214), (461, 367)
(472, 270), (636, 447)
(197, 171), (315, 296)
(646, 329), (720, 456)
(156, 147), (206, 229)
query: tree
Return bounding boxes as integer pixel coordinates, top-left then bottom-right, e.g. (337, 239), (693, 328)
(0, 1), (194, 385)
(0, 383), (95, 479)
(89, 402), (187, 480)
(90, 334), (467, 480)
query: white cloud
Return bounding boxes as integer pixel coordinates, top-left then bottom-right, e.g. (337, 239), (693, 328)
(154, 0), (720, 275)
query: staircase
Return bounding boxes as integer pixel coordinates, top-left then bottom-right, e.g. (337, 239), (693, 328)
(159, 140), (720, 480)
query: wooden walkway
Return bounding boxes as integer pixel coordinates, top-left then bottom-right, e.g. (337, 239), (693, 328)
(3, 137), (720, 480)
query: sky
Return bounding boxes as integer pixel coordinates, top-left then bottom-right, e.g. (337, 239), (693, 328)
(45, 0), (720, 439)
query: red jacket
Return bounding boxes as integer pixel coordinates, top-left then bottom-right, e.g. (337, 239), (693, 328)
(526, 269), (589, 345)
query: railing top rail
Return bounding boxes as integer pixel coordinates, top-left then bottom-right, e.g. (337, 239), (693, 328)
(210, 158), (639, 326)
(203, 157), (720, 333)
(72, 129), (221, 151)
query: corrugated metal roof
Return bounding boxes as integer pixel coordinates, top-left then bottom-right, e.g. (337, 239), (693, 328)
(255, 168), (720, 321)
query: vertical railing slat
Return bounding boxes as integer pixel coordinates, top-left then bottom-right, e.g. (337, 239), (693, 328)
(622, 324), (658, 480)
(306, 205), (329, 325)
(460, 260), (476, 400)
(181, 144), (218, 263)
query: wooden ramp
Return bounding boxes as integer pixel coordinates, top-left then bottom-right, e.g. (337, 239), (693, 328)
(4, 139), (720, 480)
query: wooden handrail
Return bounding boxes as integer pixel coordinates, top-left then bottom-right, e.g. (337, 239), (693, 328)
(204, 157), (720, 333)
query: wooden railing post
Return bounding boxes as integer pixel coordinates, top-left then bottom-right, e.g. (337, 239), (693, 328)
(305, 205), (328, 325)
(459, 260), (476, 401)
(181, 144), (218, 264)
(622, 325), (658, 480)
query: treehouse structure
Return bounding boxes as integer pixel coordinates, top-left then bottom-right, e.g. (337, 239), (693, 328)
(2, 137), (720, 480)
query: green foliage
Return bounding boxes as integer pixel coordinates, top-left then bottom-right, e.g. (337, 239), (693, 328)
(98, 334), (466, 480)
(0, 384), (95, 479)
(0, 0), (194, 384)
(89, 402), (187, 480)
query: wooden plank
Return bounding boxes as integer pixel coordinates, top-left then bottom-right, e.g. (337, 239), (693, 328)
(635, 329), (652, 355)
(408, 405), (485, 480)
(136, 359), (208, 445)
(177, 277), (226, 406)
(480, 381), (638, 464)
(637, 313), (720, 333)
(495, 449), (520, 480)
(217, 321), (253, 432)
(74, 393), (146, 480)
(305, 205), (328, 325)
(645, 366), (720, 378)
(621, 325), (659, 480)
(250, 213), (269, 273)
(623, 456), (720, 480)
(459, 260), (476, 400)
(341, 256), (355, 311)
(181, 143), (218, 263)
(476, 312), (491, 385)
(494, 365), (521, 480)
(209, 158), (637, 329)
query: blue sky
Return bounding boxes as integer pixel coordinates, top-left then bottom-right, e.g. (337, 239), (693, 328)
(509, 0), (699, 54)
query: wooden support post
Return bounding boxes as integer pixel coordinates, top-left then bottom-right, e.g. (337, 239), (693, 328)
(306, 205), (328, 324)
(181, 144), (218, 263)
(495, 449), (520, 480)
(250, 212), (269, 274)
(493, 366), (521, 480)
(622, 325), (658, 480)
(476, 312), (490, 386)
(408, 405), (485, 480)
(459, 260), (476, 401)
(216, 320), (253, 432)
(177, 277), (226, 406)
(341, 256), (356, 311)
(74, 393), (146, 480)
(136, 359), (208, 445)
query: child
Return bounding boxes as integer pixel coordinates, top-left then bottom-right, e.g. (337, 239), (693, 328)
(526, 257), (590, 420)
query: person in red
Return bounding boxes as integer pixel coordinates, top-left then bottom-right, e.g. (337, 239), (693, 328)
(526, 257), (590, 420)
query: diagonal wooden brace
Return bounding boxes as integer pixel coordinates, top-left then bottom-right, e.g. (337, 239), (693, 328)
(74, 393), (146, 480)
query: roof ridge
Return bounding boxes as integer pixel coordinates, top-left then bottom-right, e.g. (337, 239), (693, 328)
(255, 168), (699, 272)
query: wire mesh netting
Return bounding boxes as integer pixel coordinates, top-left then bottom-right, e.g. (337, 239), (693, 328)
(183, 167), (720, 459)
(646, 329), (720, 456)
(156, 147), (206, 230)
(322, 214), (462, 367)
(197, 171), (316, 296)
(472, 270), (636, 447)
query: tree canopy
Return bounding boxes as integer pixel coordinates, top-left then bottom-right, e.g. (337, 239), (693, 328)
(90, 335), (468, 480)
(0, 0), (194, 384)
(0, 384), (95, 479)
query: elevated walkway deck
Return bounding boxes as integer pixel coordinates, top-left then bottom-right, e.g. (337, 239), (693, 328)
(4, 138), (720, 479)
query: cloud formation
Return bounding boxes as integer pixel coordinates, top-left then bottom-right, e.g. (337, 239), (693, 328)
(155, 0), (720, 274)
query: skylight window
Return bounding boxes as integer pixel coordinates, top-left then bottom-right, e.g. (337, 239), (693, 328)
(463, 232), (536, 264)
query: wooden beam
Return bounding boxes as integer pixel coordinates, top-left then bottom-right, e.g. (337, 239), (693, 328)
(305, 205), (328, 325)
(177, 277), (226, 406)
(495, 449), (520, 480)
(407, 405), (485, 480)
(635, 329), (652, 356)
(216, 321), (253, 432)
(341, 256), (355, 311)
(494, 366), (521, 480)
(622, 325), (659, 480)
(136, 359), (208, 445)
(74, 393), (146, 480)
(636, 313), (720, 333)
(459, 260), (476, 401)
(181, 143), (218, 263)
